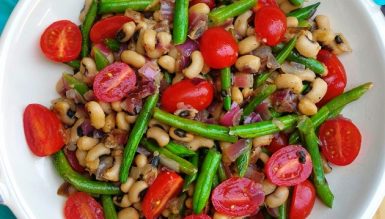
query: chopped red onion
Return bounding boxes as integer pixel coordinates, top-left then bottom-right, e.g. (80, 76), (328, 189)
(160, 0), (175, 22)
(219, 103), (243, 127)
(66, 89), (85, 104)
(255, 102), (272, 120)
(267, 207), (280, 218)
(188, 13), (208, 40)
(138, 61), (161, 82)
(270, 89), (298, 113)
(95, 156), (114, 181)
(83, 90), (96, 102)
(222, 139), (250, 162)
(175, 39), (199, 71)
(244, 164), (265, 183)
(81, 119), (94, 136)
(121, 79), (156, 114)
(253, 46), (280, 71)
(233, 73), (254, 88)
(64, 148), (85, 173)
(243, 112), (263, 124)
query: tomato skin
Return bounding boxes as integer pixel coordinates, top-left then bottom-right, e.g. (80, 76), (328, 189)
(253, 0), (278, 11)
(318, 118), (362, 166)
(184, 214), (212, 219)
(200, 27), (238, 69)
(211, 177), (265, 217)
(93, 62), (137, 102)
(316, 50), (347, 106)
(64, 192), (104, 219)
(268, 132), (288, 154)
(40, 20), (82, 62)
(161, 78), (214, 113)
(254, 6), (287, 46)
(90, 15), (132, 43)
(289, 180), (316, 219)
(190, 0), (215, 9)
(23, 104), (64, 157)
(142, 171), (184, 219)
(265, 145), (312, 186)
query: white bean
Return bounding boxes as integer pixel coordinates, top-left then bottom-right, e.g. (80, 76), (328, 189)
(183, 51), (204, 79)
(85, 101), (106, 129)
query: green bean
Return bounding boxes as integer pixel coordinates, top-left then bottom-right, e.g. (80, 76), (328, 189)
(289, 0), (304, 7)
(243, 84), (277, 117)
(98, 0), (153, 14)
(221, 68), (232, 111)
(298, 19), (312, 28)
(193, 149), (221, 214)
(230, 115), (298, 138)
(212, 172), (219, 188)
(287, 51), (326, 75)
(209, 0), (256, 24)
(235, 139), (251, 177)
(93, 47), (110, 70)
(278, 201), (287, 219)
(276, 37), (297, 65)
(141, 138), (197, 175)
(165, 141), (196, 157)
(164, 71), (173, 84)
(62, 73), (89, 95)
(286, 2), (321, 21)
(81, 0), (98, 57)
(269, 108), (283, 119)
(297, 117), (334, 207)
(173, 0), (189, 44)
(217, 161), (227, 182)
(53, 150), (120, 195)
(65, 60), (81, 71)
(153, 108), (238, 142)
(183, 154), (199, 191)
(254, 72), (272, 88)
(101, 195), (118, 219)
(104, 38), (121, 52)
(120, 93), (159, 183)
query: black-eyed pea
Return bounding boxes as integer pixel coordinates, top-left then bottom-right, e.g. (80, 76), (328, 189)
(80, 57), (97, 84)
(306, 78), (328, 103)
(121, 50), (146, 68)
(126, 115), (138, 124)
(146, 126), (170, 147)
(275, 73), (303, 94)
(148, 119), (169, 131)
(295, 31), (321, 58)
(174, 108), (198, 120)
(116, 112), (130, 131)
(53, 100), (76, 125)
(189, 3), (210, 15)
(262, 179), (277, 196)
(186, 136), (215, 151)
(77, 136), (99, 151)
(312, 29), (335, 44)
(315, 15), (331, 30)
(120, 177), (135, 193)
(128, 181), (148, 203)
(231, 86), (243, 104)
(103, 113), (116, 133)
(265, 186), (289, 208)
(85, 101), (106, 129)
(70, 118), (84, 144)
(169, 127), (194, 142)
(118, 207), (139, 219)
(79, 0), (92, 23)
(287, 16), (298, 28)
(136, 29), (146, 55)
(98, 101), (112, 114)
(75, 149), (87, 167)
(235, 55), (261, 73)
(103, 155), (122, 182)
(298, 97), (318, 116)
(279, 1), (300, 13)
(143, 29), (157, 51)
(334, 33), (352, 53)
(238, 36), (260, 55)
(117, 21), (136, 42)
(134, 154), (148, 168)
(158, 55), (176, 73)
(252, 135), (274, 147)
(111, 101), (122, 112)
(234, 10), (253, 37)
(114, 195), (132, 208)
(183, 51), (204, 79)
(242, 87), (253, 99)
(85, 143), (111, 171)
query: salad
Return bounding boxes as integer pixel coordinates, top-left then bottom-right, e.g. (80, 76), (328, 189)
(22, 0), (373, 218)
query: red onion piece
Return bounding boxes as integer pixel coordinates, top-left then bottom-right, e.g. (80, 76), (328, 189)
(175, 39), (199, 71)
(121, 79), (156, 114)
(222, 139), (250, 162)
(244, 164), (265, 183)
(233, 73), (254, 88)
(243, 112), (263, 124)
(64, 148), (85, 173)
(91, 43), (114, 63)
(188, 13), (208, 40)
(219, 103), (243, 127)
(160, 0), (175, 22)
(255, 102), (272, 120)
(270, 89), (298, 113)
(80, 119), (94, 136)
(253, 46), (280, 71)
(66, 89), (85, 104)
(267, 207), (280, 218)
(138, 61), (161, 82)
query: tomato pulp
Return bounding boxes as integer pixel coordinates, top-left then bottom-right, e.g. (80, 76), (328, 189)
(289, 180), (316, 219)
(64, 192), (104, 219)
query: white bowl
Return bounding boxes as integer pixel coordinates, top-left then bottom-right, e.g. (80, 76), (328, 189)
(1, 0), (385, 218)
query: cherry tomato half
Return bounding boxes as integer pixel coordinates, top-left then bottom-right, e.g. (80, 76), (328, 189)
(200, 27), (238, 69)
(268, 132), (288, 154)
(289, 180), (316, 219)
(318, 118), (362, 166)
(265, 145), (312, 186)
(316, 49), (347, 106)
(211, 177), (265, 217)
(253, 0), (278, 11)
(90, 15), (132, 43)
(184, 214), (212, 219)
(190, 0), (215, 9)
(40, 20), (82, 62)
(161, 78), (214, 113)
(93, 62), (137, 102)
(64, 192), (104, 219)
(142, 171), (184, 219)
(254, 6), (287, 46)
(23, 104), (64, 157)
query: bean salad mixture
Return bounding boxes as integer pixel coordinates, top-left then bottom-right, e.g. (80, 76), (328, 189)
(23, 0), (373, 218)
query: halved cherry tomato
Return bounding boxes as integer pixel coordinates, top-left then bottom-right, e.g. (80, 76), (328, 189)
(142, 171), (184, 219)
(40, 20), (82, 62)
(23, 104), (64, 157)
(265, 145), (312, 186)
(64, 192), (104, 219)
(316, 49), (347, 106)
(90, 15), (132, 43)
(289, 180), (316, 219)
(161, 78), (214, 113)
(211, 177), (264, 217)
(184, 214), (212, 219)
(253, 0), (278, 11)
(200, 27), (238, 69)
(318, 117), (361, 166)
(254, 6), (287, 46)
(190, 0), (215, 9)
(268, 132), (288, 154)
(93, 62), (137, 102)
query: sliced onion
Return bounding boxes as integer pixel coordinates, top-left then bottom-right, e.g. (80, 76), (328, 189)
(175, 39), (199, 72)
(138, 61), (161, 82)
(255, 102), (272, 120)
(80, 119), (94, 136)
(233, 73), (254, 88)
(159, 154), (180, 172)
(281, 62), (306, 75)
(95, 156), (114, 181)
(222, 139), (250, 162)
(243, 112), (262, 124)
(270, 89), (298, 113)
(66, 89), (85, 104)
(253, 46), (280, 71)
(219, 103), (243, 127)
(160, 0), (175, 22)
(188, 13), (208, 40)
(244, 164), (265, 183)
(267, 207), (280, 218)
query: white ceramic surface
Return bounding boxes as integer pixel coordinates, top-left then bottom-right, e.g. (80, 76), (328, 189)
(0, 0), (385, 218)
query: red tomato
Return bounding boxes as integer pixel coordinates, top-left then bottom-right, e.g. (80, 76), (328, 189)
(142, 171), (184, 219)
(289, 180), (316, 219)
(161, 78), (214, 113)
(254, 6), (287, 46)
(318, 118), (362, 166)
(265, 145), (312, 186)
(268, 132), (288, 154)
(253, 0), (278, 11)
(93, 62), (137, 102)
(184, 214), (212, 219)
(200, 27), (238, 69)
(211, 177), (264, 217)
(64, 192), (104, 219)
(40, 20), (82, 62)
(190, 0), (215, 9)
(90, 15), (132, 43)
(316, 50), (347, 106)
(23, 104), (64, 157)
